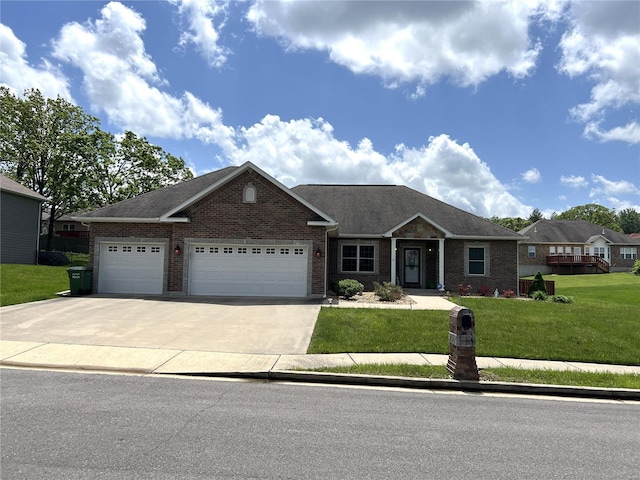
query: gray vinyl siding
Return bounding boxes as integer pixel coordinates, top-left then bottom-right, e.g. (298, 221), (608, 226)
(1, 191), (42, 264)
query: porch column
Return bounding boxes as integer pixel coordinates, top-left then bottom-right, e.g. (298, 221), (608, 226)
(390, 237), (397, 284)
(438, 238), (445, 289)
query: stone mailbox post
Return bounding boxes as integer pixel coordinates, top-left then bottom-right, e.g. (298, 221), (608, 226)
(446, 305), (479, 381)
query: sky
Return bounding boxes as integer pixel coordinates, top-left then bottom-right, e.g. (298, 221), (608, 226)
(1, 0), (639, 219)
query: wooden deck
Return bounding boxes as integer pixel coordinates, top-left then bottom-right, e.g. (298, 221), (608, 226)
(546, 255), (610, 274)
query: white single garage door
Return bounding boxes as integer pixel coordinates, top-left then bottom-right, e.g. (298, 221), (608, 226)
(98, 243), (165, 294)
(189, 244), (308, 297)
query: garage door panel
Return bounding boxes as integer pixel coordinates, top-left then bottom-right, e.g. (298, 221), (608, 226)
(99, 243), (164, 295)
(190, 244), (308, 297)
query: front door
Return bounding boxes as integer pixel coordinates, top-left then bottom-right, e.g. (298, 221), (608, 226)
(404, 248), (420, 286)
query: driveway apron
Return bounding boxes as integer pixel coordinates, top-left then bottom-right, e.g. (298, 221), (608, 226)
(0, 296), (322, 355)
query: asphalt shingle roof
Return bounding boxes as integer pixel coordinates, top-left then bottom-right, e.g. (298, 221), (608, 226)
(81, 166), (237, 219)
(0, 174), (47, 201)
(519, 219), (639, 245)
(292, 184), (522, 238)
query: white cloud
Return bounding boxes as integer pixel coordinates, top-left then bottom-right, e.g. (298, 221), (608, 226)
(50, 1), (235, 147)
(170, 0), (230, 68)
(558, 1), (640, 144)
(590, 174), (640, 196)
(522, 168), (541, 183)
(229, 115), (531, 217)
(0, 23), (73, 100)
(247, 0), (552, 92)
(560, 175), (588, 188)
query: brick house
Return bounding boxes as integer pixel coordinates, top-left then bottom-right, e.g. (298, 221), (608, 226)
(75, 162), (523, 297)
(518, 219), (640, 276)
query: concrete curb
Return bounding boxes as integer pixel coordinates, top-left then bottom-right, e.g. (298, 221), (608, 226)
(156, 370), (640, 401)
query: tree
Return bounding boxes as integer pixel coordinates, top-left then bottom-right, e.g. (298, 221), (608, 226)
(0, 87), (101, 250)
(619, 208), (640, 234)
(91, 130), (193, 207)
(488, 216), (531, 232)
(554, 203), (621, 232)
(528, 208), (544, 223)
(0, 87), (194, 250)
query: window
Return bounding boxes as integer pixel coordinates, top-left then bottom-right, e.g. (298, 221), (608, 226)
(151, 246), (160, 253)
(280, 248), (290, 255)
(294, 248), (304, 255)
(238, 247), (247, 254)
(594, 247), (605, 258)
(195, 247), (205, 253)
(122, 246), (132, 252)
(266, 248), (275, 255)
(252, 248), (261, 254)
(108, 245), (118, 252)
(468, 247), (485, 275)
(62, 224), (76, 231)
(341, 245), (375, 272)
(223, 247), (233, 254)
(210, 247), (219, 254)
(621, 247), (637, 259)
(549, 246), (556, 255)
(528, 246), (536, 258)
(585, 247), (591, 255)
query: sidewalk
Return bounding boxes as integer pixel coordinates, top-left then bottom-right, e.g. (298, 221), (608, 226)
(2, 340), (639, 400)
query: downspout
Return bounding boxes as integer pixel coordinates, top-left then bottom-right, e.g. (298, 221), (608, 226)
(324, 225), (338, 298)
(35, 201), (43, 264)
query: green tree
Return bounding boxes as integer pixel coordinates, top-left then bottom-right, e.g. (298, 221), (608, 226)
(554, 203), (621, 232)
(0, 87), (101, 250)
(618, 208), (640, 234)
(488, 216), (531, 232)
(92, 130), (192, 206)
(528, 208), (544, 223)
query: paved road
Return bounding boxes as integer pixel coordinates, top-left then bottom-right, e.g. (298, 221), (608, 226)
(2, 369), (638, 479)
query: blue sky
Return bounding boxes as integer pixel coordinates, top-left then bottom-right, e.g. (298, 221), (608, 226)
(1, 0), (638, 218)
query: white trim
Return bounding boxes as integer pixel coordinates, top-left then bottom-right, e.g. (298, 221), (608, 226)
(383, 213), (452, 238)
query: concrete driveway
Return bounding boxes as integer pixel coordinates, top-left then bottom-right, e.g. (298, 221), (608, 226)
(0, 296), (321, 355)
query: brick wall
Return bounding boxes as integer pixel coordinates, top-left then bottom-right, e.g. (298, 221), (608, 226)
(89, 170), (326, 296)
(445, 239), (519, 294)
(327, 238), (392, 291)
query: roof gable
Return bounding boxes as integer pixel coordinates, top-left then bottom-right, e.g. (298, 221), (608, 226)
(77, 162), (336, 225)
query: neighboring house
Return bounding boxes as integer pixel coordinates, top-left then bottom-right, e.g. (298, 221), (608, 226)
(518, 219), (640, 276)
(41, 211), (90, 237)
(75, 162), (523, 297)
(0, 174), (47, 264)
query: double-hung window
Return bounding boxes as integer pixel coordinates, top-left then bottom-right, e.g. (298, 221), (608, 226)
(341, 245), (375, 273)
(468, 247), (485, 275)
(528, 246), (536, 258)
(620, 247), (637, 259)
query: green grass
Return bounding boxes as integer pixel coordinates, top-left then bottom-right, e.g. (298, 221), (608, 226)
(0, 254), (89, 306)
(312, 364), (640, 390)
(308, 273), (640, 366)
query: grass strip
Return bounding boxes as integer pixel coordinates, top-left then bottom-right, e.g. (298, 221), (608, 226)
(311, 364), (640, 390)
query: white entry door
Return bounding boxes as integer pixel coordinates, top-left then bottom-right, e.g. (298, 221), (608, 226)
(189, 244), (308, 297)
(98, 243), (165, 294)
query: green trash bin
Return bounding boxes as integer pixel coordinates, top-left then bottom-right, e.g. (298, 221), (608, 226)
(67, 266), (93, 296)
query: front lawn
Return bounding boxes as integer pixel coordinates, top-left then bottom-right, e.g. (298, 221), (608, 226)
(308, 273), (640, 366)
(0, 254), (88, 306)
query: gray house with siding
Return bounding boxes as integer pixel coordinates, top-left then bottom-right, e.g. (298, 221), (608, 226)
(1, 174), (47, 264)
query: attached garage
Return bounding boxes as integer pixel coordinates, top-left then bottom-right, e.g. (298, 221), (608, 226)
(189, 244), (308, 297)
(98, 242), (165, 294)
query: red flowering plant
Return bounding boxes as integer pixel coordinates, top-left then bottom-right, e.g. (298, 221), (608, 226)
(458, 284), (472, 296)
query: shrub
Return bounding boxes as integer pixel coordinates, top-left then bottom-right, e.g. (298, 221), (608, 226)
(501, 289), (516, 298)
(528, 271), (547, 296)
(458, 284), (472, 296)
(531, 290), (548, 301)
(632, 259), (640, 276)
(549, 295), (574, 304)
(478, 285), (493, 297)
(38, 251), (70, 266)
(338, 279), (362, 299)
(373, 282), (404, 302)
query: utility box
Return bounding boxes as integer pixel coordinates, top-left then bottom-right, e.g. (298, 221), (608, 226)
(67, 266), (93, 296)
(446, 305), (479, 381)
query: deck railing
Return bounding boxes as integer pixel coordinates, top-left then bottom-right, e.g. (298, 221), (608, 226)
(545, 255), (610, 273)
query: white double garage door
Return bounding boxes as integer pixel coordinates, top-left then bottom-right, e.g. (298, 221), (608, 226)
(98, 241), (309, 297)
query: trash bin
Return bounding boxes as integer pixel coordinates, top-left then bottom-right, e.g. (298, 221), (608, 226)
(67, 266), (93, 296)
